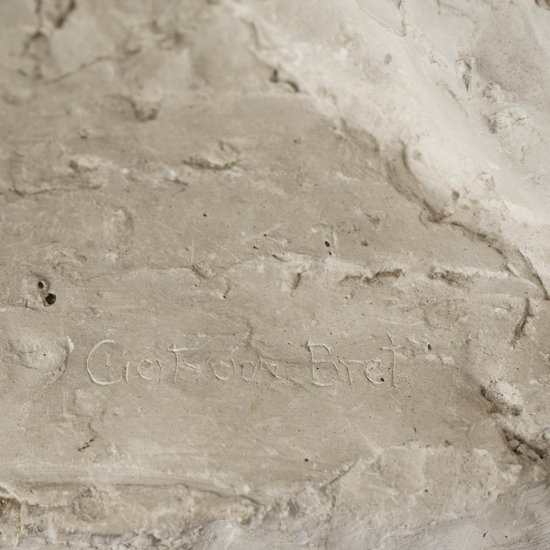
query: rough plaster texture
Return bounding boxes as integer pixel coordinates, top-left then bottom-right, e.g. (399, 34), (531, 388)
(1, 0), (550, 548)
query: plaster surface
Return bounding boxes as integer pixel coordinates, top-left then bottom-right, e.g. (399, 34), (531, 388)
(1, 1), (550, 548)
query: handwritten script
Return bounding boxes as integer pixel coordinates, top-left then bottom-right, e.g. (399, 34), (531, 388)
(85, 333), (408, 390)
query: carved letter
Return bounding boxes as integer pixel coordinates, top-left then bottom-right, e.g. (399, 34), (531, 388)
(86, 340), (125, 386)
(168, 346), (200, 383)
(306, 341), (340, 387)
